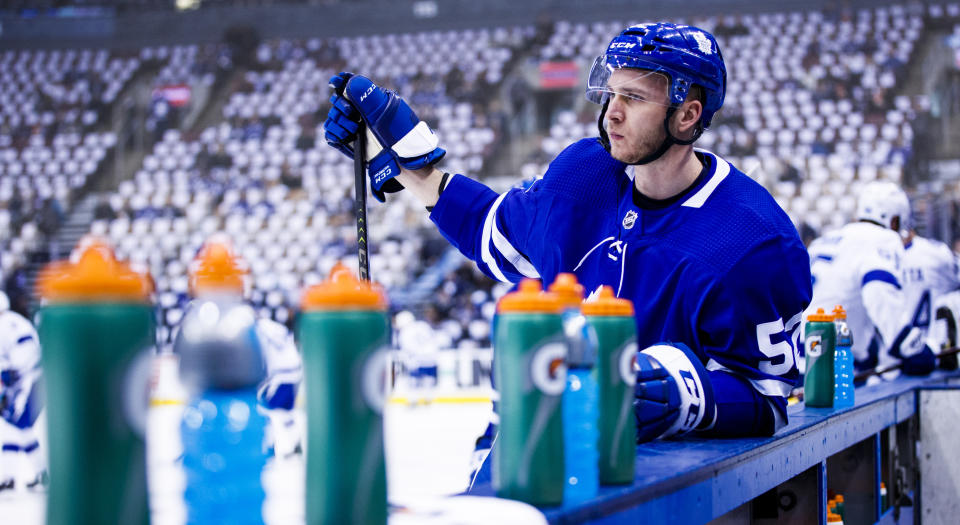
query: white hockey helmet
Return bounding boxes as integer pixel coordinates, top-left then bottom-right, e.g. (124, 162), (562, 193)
(856, 181), (911, 236)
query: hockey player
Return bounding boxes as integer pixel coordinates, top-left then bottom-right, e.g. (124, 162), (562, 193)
(807, 182), (935, 378)
(325, 23), (812, 447)
(900, 224), (960, 368)
(176, 237), (304, 458)
(0, 291), (47, 492)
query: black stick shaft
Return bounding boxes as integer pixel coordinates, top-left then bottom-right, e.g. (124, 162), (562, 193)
(354, 123), (370, 281)
(853, 346), (960, 381)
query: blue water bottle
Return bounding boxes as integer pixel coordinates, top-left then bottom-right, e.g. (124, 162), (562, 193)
(549, 273), (599, 504)
(833, 305), (855, 408)
(175, 240), (270, 524)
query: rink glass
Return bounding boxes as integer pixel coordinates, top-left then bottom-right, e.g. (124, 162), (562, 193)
(299, 265), (389, 525)
(37, 242), (154, 525)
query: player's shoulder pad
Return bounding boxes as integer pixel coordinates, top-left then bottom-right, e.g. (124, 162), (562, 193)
(538, 138), (625, 209)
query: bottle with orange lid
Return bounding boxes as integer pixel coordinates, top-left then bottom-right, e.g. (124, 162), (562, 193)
(174, 236), (270, 525)
(298, 263), (389, 524)
(493, 278), (566, 505)
(804, 307), (836, 408)
(833, 305), (855, 408)
(36, 237), (154, 525)
(582, 285), (637, 485)
(548, 273), (598, 503)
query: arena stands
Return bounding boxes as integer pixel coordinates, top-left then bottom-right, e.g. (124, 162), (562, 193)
(3, 2), (960, 349)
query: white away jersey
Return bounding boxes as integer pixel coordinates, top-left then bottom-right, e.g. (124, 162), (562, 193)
(807, 222), (906, 364)
(0, 310), (40, 374)
(902, 235), (960, 320)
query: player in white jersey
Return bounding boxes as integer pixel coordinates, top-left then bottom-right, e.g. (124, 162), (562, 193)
(0, 291), (47, 492)
(807, 182), (934, 378)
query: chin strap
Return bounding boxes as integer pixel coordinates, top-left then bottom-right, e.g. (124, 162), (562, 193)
(597, 101), (704, 166)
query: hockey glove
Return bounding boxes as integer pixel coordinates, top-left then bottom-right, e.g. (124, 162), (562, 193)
(634, 343), (716, 443)
(324, 72), (446, 202)
(890, 325), (936, 376)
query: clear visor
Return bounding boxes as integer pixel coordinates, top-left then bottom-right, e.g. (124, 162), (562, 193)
(585, 54), (672, 108)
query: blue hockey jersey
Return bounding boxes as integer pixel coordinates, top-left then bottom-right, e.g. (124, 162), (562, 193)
(430, 138), (812, 434)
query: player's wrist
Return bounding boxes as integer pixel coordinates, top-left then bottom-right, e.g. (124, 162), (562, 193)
(397, 167), (447, 209)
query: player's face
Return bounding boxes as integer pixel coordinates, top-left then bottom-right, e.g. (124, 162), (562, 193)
(603, 69), (671, 164)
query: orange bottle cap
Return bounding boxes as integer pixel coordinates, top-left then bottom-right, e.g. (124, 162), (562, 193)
(497, 278), (561, 313)
(807, 307), (834, 322)
(301, 263), (387, 311)
(827, 512), (843, 523)
(38, 239), (152, 303)
(547, 273), (584, 308)
(189, 238), (248, 296)
(835, 494), (844, 503)
(832, 305), (847, 320)
(581, 285), (634, 316)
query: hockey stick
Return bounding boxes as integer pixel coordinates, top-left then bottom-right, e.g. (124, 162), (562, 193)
(853, 346), (960, 382)
(354, 122), (370, 282)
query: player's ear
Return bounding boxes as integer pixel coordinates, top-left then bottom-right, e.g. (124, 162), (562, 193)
(673, 95), (703, 139)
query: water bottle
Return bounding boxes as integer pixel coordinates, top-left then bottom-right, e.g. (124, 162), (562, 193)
(176, 239), (270, 524)
(832, 306), (855, 408)
(493, 278), (565, 506)
(299, 264), (389, 524)
(582, 286), (636, 485)
(548, 273), (598, 503)
(804, 308), (836, 408)
(37, 239), (154, 525)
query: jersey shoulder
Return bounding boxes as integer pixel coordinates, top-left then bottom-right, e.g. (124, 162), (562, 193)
(539, 138), (625, 208)
(675, 153), (806, 274)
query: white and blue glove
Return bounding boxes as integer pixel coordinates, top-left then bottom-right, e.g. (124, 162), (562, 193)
(324, 72), (446, 202)
(633, 342), (716, 442)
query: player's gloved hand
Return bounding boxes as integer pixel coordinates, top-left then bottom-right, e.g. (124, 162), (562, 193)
(634, 343), (716, 443)
(891, 326), (936, 376)
(323, 72), (446, 202)
(324, 72), (361, 158)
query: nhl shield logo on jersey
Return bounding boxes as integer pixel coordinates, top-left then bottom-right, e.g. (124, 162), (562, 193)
(529, 341), (567, 396)
(622, 210), (638, 230)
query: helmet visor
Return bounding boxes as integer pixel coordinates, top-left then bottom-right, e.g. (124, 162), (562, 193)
(585, 54), (672, 107)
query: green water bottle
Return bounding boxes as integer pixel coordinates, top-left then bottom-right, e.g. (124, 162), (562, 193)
(804, 308), (836, 408)
(299, 263), (389, 524)
(582, 286), (637, 485)
(493, 278), (565, 506)
(37, 239), (154, 525)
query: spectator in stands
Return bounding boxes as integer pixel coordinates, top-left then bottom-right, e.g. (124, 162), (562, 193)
(37, 197), (64, 261)
(93, 198), (117, 222)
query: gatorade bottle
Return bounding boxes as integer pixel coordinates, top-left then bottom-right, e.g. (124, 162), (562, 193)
(494, 278), (565, 506)
(804, 308), (836, 408)
(548, 273), (598, 504)
(582, 286), (636, 486)
(832, 306), (855, 408)
(834, 494), (845, 519)
(299, 264), (389, 524)
(176, 239), (269, 524)
(881, 482), (888, 510)
(37, 239), (154, 525)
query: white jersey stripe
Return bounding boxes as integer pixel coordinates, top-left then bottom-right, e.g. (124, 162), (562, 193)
(682, 151), (730, 209)
(480, 193), (512, 283)
(490, 208), (540, 279)
(706, 358), (794, 398)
